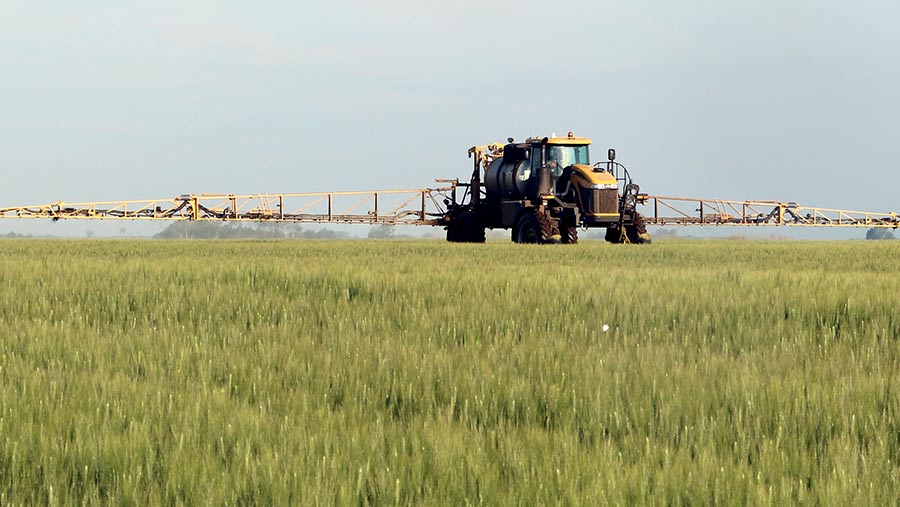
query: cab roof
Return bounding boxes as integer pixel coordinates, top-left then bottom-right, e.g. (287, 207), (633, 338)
(525, 136), (592, 146)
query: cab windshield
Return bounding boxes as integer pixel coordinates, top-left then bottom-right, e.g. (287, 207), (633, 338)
(546, 145), (590, 175)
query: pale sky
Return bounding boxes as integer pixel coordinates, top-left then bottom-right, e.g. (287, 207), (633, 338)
(1, 0), (898, 237)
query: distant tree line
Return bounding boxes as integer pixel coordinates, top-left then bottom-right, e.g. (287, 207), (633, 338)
(865, 228), (895, 240)
(367, 224), (414, 239)
(154, 221), (351, 239)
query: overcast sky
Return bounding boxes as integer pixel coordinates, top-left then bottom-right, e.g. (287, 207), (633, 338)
(1, 0), (897, 237)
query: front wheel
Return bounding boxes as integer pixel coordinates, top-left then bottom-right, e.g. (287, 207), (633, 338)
(626, 213), (651, 244)
(625, 225), (651, 244)
(605, 214), (651, 244)
(560, 211), (578, 244)
(605, 225), (624, 244)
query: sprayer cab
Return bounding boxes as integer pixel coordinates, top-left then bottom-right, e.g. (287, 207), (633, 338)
(481, 135), (621, 219)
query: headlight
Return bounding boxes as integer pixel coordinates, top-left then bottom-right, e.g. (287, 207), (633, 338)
(590, 184), (618, 190)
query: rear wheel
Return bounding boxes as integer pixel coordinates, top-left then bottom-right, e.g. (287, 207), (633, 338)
(465, 218), (486, 243)
(514, 210), (552, 244)
(446, 222), (459, 242)
(446, 212), (485, 243)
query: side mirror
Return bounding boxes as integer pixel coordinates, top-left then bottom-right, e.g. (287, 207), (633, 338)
(608, 148), (616, 161)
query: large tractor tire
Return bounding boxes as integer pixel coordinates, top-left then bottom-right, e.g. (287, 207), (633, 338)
(605, 214), (651, 244)
(514, 210), (552, 244)
(605, 225), (625, 244)
(446, 221), (460, 242)
(624, 225), (651, 244)
(446, 213), (485, 243)
(627, 213), (652, 244)
(560, 211), (578, 244)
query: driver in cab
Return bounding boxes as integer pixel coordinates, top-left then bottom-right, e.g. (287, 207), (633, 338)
(546, 146), (571, 177)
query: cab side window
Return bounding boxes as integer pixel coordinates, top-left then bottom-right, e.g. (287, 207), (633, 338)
(531, 146), (543, 172)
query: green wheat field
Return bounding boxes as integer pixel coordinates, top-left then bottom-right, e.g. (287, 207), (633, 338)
(1, 239), (899, 506)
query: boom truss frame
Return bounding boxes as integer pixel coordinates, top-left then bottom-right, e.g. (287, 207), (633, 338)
(644, 195), (898, 228)
(0, 184), (460, 226)
(1, 184), (896, 229)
